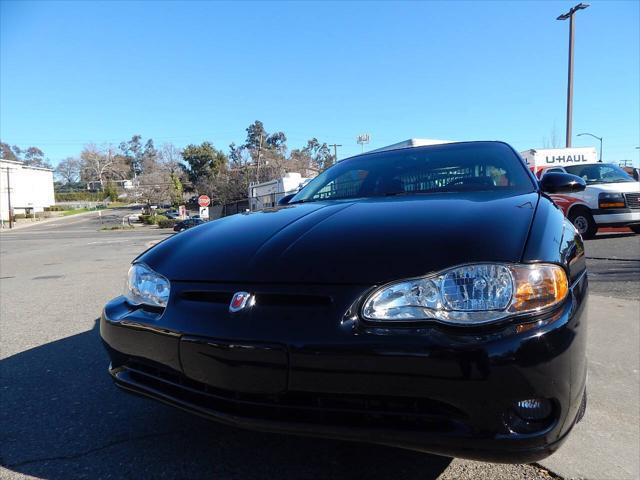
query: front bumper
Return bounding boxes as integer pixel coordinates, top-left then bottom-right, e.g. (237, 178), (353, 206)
(100, 274), (588, 463)
(593, 209), (640, 227)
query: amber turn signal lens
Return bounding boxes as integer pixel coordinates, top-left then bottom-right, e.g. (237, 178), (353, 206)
(510, 265), (568, 312)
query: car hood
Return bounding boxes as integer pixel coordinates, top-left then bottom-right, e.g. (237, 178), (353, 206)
(140, 192), (540, 285)
(586, 181), (640, 193)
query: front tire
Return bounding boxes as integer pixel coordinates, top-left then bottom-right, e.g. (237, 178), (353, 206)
(569, 208), (598, 239)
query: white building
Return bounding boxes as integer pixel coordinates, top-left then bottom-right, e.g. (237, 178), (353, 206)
(248, 172), (310, 211)
(0, 159), (55, 223)
(367, 138), (454, 154)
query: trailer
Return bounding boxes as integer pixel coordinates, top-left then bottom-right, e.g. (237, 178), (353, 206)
(249, 172), (309, 211)
(520, 147), (639, 238)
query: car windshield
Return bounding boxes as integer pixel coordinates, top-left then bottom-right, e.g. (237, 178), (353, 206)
(290, 142), (535, 204)
(563, 164), (635, 185)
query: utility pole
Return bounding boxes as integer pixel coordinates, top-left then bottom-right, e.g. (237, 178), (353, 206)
(328, 144), (342, 163)
(557, 3), (590, 148)
(4, 167), (13, 229)
(256, 134), (263, 183)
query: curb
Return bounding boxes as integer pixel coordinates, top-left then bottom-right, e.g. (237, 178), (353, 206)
(0, 209), (108, 232)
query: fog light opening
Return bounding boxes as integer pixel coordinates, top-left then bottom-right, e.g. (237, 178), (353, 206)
(506, 398), (555, 434)
(515, 398), (553, 421)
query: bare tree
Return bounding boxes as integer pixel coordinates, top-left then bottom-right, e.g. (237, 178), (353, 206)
(79, 144), (127, 189)
(542, 123), (561, 149)
(159, 143), (183, 172)
(136, 144), (186, 205)
(55, 157), (81, 184)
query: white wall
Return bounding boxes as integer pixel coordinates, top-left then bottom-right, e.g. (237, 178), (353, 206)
(0, 159), (56, 221)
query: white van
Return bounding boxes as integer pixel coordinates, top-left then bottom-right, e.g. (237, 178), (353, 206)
(521, 148), (640, 238)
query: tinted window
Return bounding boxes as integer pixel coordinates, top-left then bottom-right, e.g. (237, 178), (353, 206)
(291, 142), (535, 203)
(563, 164), (635, 184)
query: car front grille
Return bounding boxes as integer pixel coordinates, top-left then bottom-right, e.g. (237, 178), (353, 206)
(625, 192), (640, 209)
(119, 361), (467, 433)
(180, 290), (333, 307)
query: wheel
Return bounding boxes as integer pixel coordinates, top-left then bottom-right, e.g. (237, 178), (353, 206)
(630, 225), (640, 234)
(569, 208), (597, 239)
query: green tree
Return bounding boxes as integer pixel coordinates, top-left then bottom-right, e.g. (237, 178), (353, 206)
(3, 144), (52, 168)
(104, 181), (119, 201)
(303, 138), (334, 170)
(169, 172), (183, 206)
(119, 134), (144, 176)
(0, 142), (18, 161)
(243, 120), (287, 157)
(182, 142), (227, 185)
(244, 120), (268, 151)
(289, 138), (334, 174)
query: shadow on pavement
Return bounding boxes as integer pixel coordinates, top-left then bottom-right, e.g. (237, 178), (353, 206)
(590, 232), (637, 241)
(0, 321), (452, 480)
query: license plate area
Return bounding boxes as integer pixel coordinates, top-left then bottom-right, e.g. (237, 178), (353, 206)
(179, 336), (288, 394)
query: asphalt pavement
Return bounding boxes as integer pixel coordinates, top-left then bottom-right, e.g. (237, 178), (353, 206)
(0, 210), (638, 480)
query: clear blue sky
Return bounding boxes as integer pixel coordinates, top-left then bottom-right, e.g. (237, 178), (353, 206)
(1, 0), (639, 166)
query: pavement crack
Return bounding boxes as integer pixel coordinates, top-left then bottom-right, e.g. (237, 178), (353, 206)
(5, 430), (180, 468)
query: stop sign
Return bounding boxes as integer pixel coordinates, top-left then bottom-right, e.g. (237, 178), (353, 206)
(198, 195), (210, 207)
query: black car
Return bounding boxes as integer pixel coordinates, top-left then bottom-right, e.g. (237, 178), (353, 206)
(173, 218), (204, 232)
(101, 141), (588, 463)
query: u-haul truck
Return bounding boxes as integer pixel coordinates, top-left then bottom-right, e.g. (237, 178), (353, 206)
(520, 147), (640, 238)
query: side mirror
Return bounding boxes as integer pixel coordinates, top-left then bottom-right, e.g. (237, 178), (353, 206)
(539, 172), (586, 194)
(278, 193), (296, 206)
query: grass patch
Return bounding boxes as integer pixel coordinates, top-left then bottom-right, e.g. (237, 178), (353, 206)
(106, 202), (128, 208)
(61, 208), (91, 216)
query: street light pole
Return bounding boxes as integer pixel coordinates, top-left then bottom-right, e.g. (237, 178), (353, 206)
(577, 132), (603, 162)
(557, 3), (590, 148)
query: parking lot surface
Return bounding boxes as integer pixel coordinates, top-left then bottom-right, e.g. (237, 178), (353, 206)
(1, 210), (638, 480)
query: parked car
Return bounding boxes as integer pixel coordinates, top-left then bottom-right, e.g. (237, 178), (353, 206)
(101, 141), (588, 463)
(164, 210), (180, 219)
(521, 148), (640, 238)
(173, 218), (204, 232)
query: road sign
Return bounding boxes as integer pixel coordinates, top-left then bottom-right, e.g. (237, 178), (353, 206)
(198, 195), (210, 207)
(199, 206), (209, 219)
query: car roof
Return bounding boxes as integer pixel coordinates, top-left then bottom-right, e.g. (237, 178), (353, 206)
(340, 140), (513, 162)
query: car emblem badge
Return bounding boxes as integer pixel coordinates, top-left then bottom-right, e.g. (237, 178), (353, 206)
(229, 292), (253, 313)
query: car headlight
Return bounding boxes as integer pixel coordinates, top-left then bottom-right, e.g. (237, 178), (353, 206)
(361, 263), (568, 325)
(598, 192), (626, 209)
(124, 263), (170, 308)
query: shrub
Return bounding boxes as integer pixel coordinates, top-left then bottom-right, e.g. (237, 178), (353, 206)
(141, 214), (166, 225)
(157, 218), (177, 229)
(55, 192), (108, 202)
(152, 215), (168, 225)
